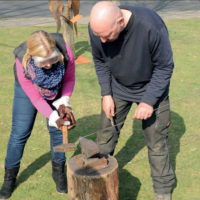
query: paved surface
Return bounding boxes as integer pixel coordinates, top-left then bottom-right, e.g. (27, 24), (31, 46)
(0, 0), (200, 27)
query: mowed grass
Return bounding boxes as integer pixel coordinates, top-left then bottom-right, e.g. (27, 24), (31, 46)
(0, 18), (200, 200)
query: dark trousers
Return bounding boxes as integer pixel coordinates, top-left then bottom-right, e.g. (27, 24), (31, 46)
(5, 81), (66, 169)
(97, 97), (175, 194)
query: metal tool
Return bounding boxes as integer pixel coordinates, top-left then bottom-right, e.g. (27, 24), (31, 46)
(79, 137), (100, 159)
(110, 115), (114, 127)
(53, 125), (75, 152)
(110, 115), (120, 133)
(77, 137), (108, 173)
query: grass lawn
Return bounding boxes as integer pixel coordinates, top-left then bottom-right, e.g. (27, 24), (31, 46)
(0, 17), (200, 200)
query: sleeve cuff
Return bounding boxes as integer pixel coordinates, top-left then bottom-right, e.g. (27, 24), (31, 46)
(141, 95), (158, 106)
(52, 96), (71, 109)
(100, 83), (112, 96)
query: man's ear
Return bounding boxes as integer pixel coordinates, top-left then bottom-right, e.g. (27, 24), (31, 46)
(116, 16), (124, 26)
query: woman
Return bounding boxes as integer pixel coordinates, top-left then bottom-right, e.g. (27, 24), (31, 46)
(0, 30), (76, 199)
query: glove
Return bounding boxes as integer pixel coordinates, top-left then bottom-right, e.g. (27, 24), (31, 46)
(52, 96), (71, 109)
(49, 111), (70, 129)
(58, 105), (76, 130)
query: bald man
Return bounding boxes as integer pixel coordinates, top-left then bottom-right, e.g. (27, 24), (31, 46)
(89, 1), (175, 200)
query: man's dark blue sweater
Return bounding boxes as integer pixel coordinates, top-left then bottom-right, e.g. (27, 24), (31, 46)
(89, 5), (174, 106)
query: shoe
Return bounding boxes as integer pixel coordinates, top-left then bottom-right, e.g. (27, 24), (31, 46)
(0, 167), (19, 199)
(52, 161), (67, 193)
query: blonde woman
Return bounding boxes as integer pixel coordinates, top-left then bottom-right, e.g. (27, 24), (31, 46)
(0, 30), (76, 199)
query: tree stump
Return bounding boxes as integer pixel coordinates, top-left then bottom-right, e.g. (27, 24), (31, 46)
(67, 154), (119, 200)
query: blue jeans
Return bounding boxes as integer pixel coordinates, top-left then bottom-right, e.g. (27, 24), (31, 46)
(5, 81), (66, 168)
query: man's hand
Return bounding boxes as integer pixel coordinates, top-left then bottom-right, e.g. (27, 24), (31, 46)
(133, 102), (154, 120)
(102, 95), (115, 119)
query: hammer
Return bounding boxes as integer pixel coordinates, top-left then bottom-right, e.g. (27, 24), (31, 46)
(53, 125), (75, 152)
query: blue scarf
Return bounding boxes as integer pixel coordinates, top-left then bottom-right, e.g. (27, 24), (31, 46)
(25, 59), (66, 100)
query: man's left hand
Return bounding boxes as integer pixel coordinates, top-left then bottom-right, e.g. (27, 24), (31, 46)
(133, 102), (154, 120)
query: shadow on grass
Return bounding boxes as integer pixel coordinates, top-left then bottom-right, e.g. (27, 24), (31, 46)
(15, 110), (183, 197)
(70, 114), (141, 199)
(72, 110), (185, 199)
(115, 119), (143, 200)
(75, 41), (91, 58)
(13, 110), (184, 198)
(70, 114), (101, 156)
(14, 115), (99, 189)
(169, 111), (186, 191)
(115, 110), (185, 199)
(16, 151), (51, 188)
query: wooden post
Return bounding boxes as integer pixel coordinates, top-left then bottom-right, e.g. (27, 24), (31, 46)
(62, 5), (75, 54)
(67, 155), (119, 200)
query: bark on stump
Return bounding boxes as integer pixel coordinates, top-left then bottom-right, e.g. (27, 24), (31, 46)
(67, 154), (119, 200)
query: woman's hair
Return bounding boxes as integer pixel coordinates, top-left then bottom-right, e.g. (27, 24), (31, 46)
(22, 30), (64, 68)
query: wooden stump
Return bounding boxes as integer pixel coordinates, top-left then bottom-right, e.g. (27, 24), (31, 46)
(67, 154), (119, 200)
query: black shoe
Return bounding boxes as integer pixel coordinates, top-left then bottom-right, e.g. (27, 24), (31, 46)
(0, 167), (19, 199)
(52, 161), (67, 193)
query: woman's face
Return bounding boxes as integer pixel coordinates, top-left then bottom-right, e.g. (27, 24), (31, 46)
(43, 63), (52, 70)
(32, 50), (59, 69)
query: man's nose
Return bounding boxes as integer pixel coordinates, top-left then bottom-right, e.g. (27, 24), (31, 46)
(100, 37), (107, 43)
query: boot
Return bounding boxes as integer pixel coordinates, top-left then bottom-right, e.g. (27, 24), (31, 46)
(0, 167), (19, 199)
(154, 193), (171, 200)
(52, 161), (67, 193)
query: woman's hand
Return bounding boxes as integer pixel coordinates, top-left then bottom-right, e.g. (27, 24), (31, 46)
(49, 110), (62, 129)
(57, 104), (76, 130)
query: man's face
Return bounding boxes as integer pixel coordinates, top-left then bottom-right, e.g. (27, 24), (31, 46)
(93, 21), (122, 43)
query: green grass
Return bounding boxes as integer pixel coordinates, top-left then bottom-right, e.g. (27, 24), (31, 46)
(0, 18), (200, 200)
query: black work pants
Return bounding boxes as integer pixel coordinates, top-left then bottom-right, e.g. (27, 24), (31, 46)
(97, 97), (175, 194)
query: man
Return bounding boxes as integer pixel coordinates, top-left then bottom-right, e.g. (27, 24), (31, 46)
(88, 1), (175, 200)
